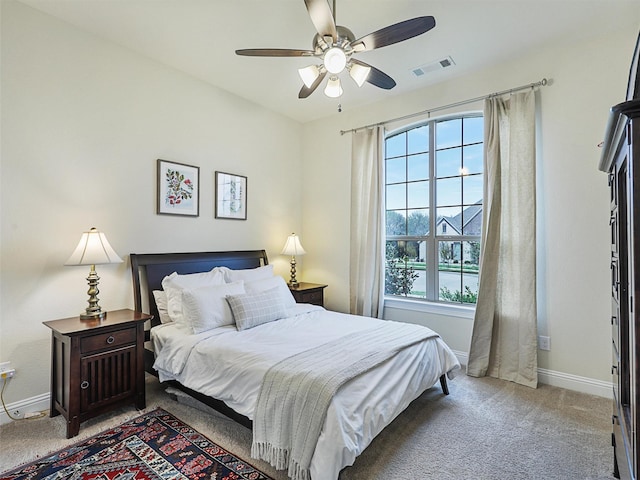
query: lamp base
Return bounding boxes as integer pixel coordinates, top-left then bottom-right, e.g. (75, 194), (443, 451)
(288, 257), (299, 286)
(80, 310), (107, 321)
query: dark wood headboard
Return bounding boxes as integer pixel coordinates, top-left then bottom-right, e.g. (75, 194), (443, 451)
(130, 250), (269, 329)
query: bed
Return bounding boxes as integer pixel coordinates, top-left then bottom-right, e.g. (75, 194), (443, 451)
(130, 250), (460, 480)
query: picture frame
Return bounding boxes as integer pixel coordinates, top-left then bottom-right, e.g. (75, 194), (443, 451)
(157, 159), (199, 216)
(215, 171), (247, 220)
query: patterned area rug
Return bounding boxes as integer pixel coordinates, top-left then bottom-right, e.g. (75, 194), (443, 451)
(0, 408), (273, 480)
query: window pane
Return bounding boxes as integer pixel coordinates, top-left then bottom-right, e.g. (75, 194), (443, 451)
(438, 240), (462, 270)
(438, 240), (479, 304)
(462, 240), (481, 270)
(463, 174), (483, 205)
(408, 125), (429, 154)
(386, 133), (406, 158)
(436, 147), (461, 178)
(386, 157), (406, 184)
(438, 240), (481, 304)
(386, 184), (406, 210)
(436, 177), (461, 207)
(385, 240), (425, 298)
(436, 118), (462, 149)
(386, 210), (406, 235)
(407, 181), (429, 208)
(463, 116), (483, 145)
(462, 204), (483, 235)
(463, 144), (483, 174)
(408, 153), (428, 181)
(407, 209), (429, 235)
(437, 206), (462, 235)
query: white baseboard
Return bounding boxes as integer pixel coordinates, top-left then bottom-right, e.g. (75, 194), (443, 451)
(0, 392), (50, 425)
(452, 350), (613, 399)
(537, 367), (612, 398)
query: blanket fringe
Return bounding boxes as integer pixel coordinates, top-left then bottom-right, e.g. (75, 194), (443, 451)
(252, 442), (290, 471)
(252, 442), (311, 480)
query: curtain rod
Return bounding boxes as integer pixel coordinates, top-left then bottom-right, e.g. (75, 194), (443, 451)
(339, 77), (548, 135)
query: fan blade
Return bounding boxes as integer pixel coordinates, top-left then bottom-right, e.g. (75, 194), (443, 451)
(351, 16), (436, 52)
(304, 0), (337, 42)
(235, 48), (315, 57)
(299, 70), (327, 98)
(351, 58), (396, 89)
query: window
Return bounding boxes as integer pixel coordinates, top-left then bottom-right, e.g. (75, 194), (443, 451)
(385, 115), (483, 305)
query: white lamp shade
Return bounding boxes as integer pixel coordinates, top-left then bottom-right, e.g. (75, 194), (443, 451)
(298, 64), (320, 88)
(281, 233), (306, 256)
(324, 76), (343, 98)
(65, 228), (123, 266)
(349, 62), (371, 87)
(324, 47), (347, 74)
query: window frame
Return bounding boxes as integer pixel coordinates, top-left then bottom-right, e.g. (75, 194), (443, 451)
(384, 112), (483, 309)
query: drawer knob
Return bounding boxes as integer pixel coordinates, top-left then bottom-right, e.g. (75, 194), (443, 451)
(80, 381), (89, 389)
(106, 335), (115, 344)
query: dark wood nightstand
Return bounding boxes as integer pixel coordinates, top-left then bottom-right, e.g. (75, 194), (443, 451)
(288, 282), (327, 307)
(43, 309), (152, 438)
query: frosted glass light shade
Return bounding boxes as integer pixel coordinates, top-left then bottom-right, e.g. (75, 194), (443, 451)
(324, 47), (347, 74)
(281, 233), (306, 256)
(324, 76), (343, 98)
(65, 227), (123, 266)
(349, 62), (371, 87)
(298, 65), (320, 88)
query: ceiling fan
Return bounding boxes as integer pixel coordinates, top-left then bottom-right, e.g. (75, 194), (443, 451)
(235, 0), (436, 99)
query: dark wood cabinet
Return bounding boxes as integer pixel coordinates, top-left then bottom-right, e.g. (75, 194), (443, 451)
(288, 282), (327, 307)
(601, 97), (640, 479)
(44, 309), (151, 438)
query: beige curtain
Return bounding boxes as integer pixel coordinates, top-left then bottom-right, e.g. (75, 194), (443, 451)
(350, 126), (385, 318)
(467, 91), (538, 388)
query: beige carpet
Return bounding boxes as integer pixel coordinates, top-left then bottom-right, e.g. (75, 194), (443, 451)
(0, 373), (615, 479)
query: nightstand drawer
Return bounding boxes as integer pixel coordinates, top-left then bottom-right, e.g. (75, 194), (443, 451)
(289, 282), (327, 307)
(299, 290), (323, 304)
(81, 327), (136, 354)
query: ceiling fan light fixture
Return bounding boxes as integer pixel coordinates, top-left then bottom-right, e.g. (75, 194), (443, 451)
(324, 76), (343, 98)
(298, 64), (321, 88)
(349, 62), (371, 87)
(324, 47), (347, 74)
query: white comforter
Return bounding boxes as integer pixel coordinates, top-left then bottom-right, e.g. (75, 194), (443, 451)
(152, 305), (460, 480)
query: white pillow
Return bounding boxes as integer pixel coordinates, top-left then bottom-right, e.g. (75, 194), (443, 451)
(226, 286), (288, 331)
(152, 290), (172, 324)
(245, 275), (296, 308)
(181, 281), (245, 333)
(161, 269), (226, 327)
(221, 264), (274, 283)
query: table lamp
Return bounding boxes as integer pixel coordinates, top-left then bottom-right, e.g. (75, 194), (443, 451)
(65, 227), (123, 320)
(281, 233), (306, 286)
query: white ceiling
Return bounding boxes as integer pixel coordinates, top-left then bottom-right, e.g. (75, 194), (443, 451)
(17, 0), (640, 123)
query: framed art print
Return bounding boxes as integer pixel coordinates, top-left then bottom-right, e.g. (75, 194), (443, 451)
(215, 171), (247, 220)
(157, 159), (199, 216)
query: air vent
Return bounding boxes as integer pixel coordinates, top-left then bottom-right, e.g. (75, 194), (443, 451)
(411, 56), (456, 77)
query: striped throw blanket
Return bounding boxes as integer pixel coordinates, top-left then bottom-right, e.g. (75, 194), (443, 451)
(251, 321), (439, 480)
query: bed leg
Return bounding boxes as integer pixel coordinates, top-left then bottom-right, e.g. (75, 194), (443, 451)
(439, 374), (449, 395)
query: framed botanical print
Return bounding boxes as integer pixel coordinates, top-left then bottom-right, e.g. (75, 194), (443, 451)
(157, 159), (199, 216)
(215, 171), (247, 220)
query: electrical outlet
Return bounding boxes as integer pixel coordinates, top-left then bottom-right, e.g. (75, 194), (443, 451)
(0, 361), (16, 378)
(538, 336), (551, 351)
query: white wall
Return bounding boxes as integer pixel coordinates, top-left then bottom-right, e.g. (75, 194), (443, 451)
(0, 1), (303, 404)
(302, 23), (640, 386)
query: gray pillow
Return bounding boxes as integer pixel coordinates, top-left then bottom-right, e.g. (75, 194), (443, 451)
(226, 286), (288, 331)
